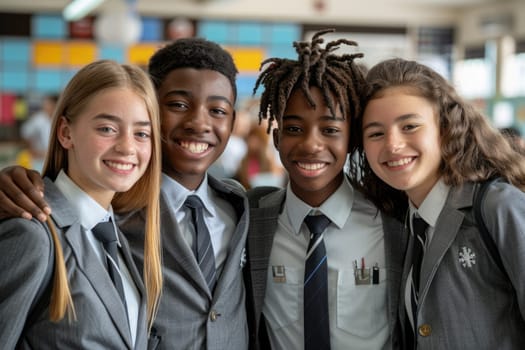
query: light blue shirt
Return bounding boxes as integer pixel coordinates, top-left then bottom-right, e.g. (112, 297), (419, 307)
(54, 170), (140, 345)
(160, 173), (236, 275)
(263, 176), (388, 350)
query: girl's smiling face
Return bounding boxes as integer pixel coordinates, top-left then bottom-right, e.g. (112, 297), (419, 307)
(362, 87), (442, 207)
(58, 87), (152, 209)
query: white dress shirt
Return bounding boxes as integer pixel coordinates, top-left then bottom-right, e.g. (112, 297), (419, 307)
(405, 178), (450, 328)
(160, 173), (236, 275)
(54, 170), (140, 346)
(263, 176), (388, 350)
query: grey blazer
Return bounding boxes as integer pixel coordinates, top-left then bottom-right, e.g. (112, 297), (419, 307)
(0, 178), (148, 350)
(120, 175), (250, 350)
(393, 181), (525, 349)
(244, 186), (406, 350)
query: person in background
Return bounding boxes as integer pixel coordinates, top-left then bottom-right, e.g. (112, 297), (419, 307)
(244, 29), (404, 350)
(354, 57), (525, 349)
(0, 38), (251, 350)
(0, 60), (163, 349)
(20, 94), (59, 172)
(234, 119), (284, 189)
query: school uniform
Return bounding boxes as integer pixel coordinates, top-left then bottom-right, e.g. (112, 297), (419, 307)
(395, 179), (525, 349)
(245, 176), (405, 350)
(0, 172), (147, 350)
(120, 173), (250, 350)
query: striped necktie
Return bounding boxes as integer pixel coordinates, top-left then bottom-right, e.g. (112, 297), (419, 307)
(406, 215), (428, 347)
(92, 219), (127, 308)
(303, 214), (331, 350)
(185, 195), (217, 293)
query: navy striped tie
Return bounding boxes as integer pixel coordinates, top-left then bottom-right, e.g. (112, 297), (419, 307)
(304, 214), (331, 350)
(185, 195), (217, 293)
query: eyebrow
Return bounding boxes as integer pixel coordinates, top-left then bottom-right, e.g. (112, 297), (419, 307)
(362, 113), (419, 131)
(282, 114), (345, 122)
(164, 89), (233, 108)
(93, 114), (151, 127)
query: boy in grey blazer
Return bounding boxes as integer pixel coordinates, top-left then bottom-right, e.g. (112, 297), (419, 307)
(0, 39), (251, 350)
(244, 30), (405, 349)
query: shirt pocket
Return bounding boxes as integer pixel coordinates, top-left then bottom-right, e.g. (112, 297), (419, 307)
(263, 267), (301, 330)
(336, 268), (388, 337)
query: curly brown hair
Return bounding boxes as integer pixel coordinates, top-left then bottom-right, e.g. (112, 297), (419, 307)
(253, 28), (366, 133)
(350, 58), (525, 217)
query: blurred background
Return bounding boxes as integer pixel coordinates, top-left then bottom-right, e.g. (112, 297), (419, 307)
(1, 0), (524, 184)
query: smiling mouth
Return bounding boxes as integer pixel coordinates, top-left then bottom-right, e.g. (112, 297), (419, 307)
(179, 141), (209, 154)
(105, 161), (134, 171)
(386, 157), (414, 167)
(297, 162), (326, 170)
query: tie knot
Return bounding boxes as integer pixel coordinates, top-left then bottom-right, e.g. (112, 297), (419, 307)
(185, 195), (204, 210)
(92, 220), (116, 245)
(412, 216), (428, 239)
(304, 214), (331, 236)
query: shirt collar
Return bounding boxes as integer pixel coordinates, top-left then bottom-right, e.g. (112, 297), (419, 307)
(285, 175), (354, 235)
(409, 177), (450, 227)
(161, 172), (215, 216)
(54, 169), (114, 231)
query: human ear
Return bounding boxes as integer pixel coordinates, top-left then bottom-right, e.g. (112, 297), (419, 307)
(57, 116), (73, 149)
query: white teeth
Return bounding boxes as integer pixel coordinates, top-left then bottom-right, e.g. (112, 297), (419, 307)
(297, 162), (325, 170)
(387, 158), (412, 167)
(106, 161), (133, 170)
(180, 141), (209, 153)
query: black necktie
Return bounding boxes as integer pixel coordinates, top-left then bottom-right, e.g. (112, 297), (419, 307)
(407, 215), (428, 347)
(184, 195), (217, 293)
(303, 214), (331, 350)
(92, 219), (127, 308)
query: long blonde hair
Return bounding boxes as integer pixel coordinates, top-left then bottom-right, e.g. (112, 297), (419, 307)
(42, 60), (162, 328)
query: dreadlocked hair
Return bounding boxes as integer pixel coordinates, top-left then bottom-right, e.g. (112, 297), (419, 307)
(253, 28), (366, 134)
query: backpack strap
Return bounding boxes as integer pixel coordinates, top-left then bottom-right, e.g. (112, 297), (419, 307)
(473, 177), (508, 277)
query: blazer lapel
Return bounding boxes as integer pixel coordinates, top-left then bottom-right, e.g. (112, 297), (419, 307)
(64, 225), (133, 348)
(419, 183), (474, 304)
(209, 180), (249, 298)
(159, 192), (211, 298)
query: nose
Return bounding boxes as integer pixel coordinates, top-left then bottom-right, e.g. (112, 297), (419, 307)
(385, 130), (404, 153)
(301, 129), (324, 154)
(184, 106), (212, 133)
(115, 131), (136, 155)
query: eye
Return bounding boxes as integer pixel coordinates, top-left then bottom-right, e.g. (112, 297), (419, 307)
(284, 125), (302, 134)
(166, 101), (188, 110)
(210, 107), (228, 117)
(365, 130), (384, 139)
(135, 130), (151, 140)
(97, 126), (117, 134)
(402, 123), (419, 132)
(323, 127), (340, 135)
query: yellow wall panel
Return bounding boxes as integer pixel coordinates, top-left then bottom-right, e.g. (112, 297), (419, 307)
(67, 42), (97, 66)
(33, 41), (64, 66)
(128, 44), (158, 67)
(228, 47), (265, 73)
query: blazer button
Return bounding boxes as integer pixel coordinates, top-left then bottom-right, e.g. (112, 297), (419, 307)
(209, 310), (220, 322)
(418, 324), (432, 337)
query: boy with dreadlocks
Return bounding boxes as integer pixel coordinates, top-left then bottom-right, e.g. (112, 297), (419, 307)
(244, 29), (404, 349)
